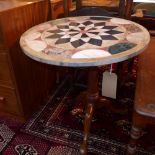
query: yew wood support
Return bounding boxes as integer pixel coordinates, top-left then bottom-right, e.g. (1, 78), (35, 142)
(80, 67), (99, 155)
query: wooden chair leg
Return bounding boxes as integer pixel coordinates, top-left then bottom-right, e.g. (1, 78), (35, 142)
(127, 112), (147, 155)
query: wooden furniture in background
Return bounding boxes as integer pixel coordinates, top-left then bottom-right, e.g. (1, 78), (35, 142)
(132, 16), (155, 30)
(0, 0), (56, 120)
(50, 0), (72, 19)
(76, 0), (120, 10)
(74, 0), (126, 17)
(125, 0), (133, 19)
(127, 36), (155, 155)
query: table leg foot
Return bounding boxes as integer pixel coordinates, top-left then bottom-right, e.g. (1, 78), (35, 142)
(80, 142), (87, 155)
(71, 91), (87, 119)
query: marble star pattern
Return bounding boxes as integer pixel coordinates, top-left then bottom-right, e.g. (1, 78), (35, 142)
(43, 20), (125, 49)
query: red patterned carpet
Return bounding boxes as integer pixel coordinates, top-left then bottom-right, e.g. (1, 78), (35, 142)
(0, 64), (155, 155)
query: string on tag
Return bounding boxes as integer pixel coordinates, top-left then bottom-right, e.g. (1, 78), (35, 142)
(110, 64), (113, 74)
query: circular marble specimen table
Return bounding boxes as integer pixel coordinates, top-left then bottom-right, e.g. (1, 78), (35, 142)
(20, 16), (150, 155)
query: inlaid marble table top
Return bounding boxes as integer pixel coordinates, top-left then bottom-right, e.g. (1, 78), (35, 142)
(20, 16), (150, 67)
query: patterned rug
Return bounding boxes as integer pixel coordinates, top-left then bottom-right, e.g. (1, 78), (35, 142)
(20, 73), (155, 155)
(1, 66), (155, 155)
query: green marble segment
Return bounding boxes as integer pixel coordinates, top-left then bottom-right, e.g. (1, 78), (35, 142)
(109, 43), (136, 54)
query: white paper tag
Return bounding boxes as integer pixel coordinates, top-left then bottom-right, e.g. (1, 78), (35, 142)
(102, 71), (117, 99)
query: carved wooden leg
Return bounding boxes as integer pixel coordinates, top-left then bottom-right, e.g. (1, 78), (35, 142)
(80, 99), (95, 155)
(127, 125), (143, 155)
(80, 68), (99, 155)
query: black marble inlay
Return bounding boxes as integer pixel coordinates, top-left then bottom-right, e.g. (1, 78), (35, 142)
(105, 30), (123, 35)
(101, 35), (118, 40)
(88, 38), (102, 46)
(90, 17), (111, 20)
(70, 29), (79, 32)
(81, 34), (89, 38)
(69, 22), (79, 26)
(71, 39), (85, 48)
(55, 38), (70, 44)
(109, 43), (136, 54)
(46, 34), (62, 39)
(88, 32), (100, 35)
(94, 22), (106, 27)
(102, 26), (118, 29)
(83, 21), (93, 26)
(70, 33), (79, 36)
(79, 27), (85, 30)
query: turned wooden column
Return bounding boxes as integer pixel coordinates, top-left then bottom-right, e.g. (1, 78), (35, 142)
(80, 67), (99, 155)
(63, 0), (69, 17)
(125, 0), (133, 19)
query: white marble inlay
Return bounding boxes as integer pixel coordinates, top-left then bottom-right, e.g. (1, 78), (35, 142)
(96, 26), (105, 29)
(86, 32), (96, 38)
(127, 32), (144, 44)
(26, 40), (47, 52)
(111, 18), (132, 25)
(70, 37), (79, 42)
(79, 23), (85, 27)
(81, 37), (90, 42)
(58, 32), (66, 35)
(61, 34), (71, 39)
(72, 49), (111, 59)
(71, 33), (82, 39)
(85, 25), (94, 30)
(90, 35), (102, 40)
